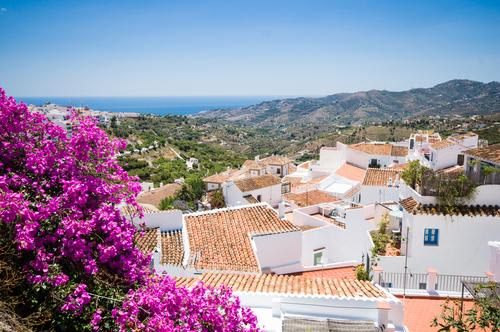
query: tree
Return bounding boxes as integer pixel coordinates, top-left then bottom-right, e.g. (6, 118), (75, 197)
(432, 283), (499, 331)
(0, 88), (259, 331)
(210, 189), (226, 209)
(186, 174), (205, 200)
(401, 160), (427, 189)
(159, 196), (175, 210)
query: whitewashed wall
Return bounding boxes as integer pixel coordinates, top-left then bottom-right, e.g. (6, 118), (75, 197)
(139, 210), (183, 231)
(252, 231), (302, 273)
(360, 185), (402, 205)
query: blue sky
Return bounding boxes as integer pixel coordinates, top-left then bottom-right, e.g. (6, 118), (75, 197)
(0, 0), (499, 96)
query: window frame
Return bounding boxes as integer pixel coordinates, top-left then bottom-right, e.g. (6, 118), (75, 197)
(424, 228), (439, 246)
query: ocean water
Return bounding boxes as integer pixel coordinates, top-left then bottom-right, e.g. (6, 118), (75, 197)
(16, 96), (276, 116)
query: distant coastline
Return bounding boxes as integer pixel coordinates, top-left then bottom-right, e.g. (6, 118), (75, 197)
(15, 96), (279, 116)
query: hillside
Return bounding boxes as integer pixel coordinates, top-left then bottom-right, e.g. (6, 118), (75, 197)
(198, 80), (500, 126)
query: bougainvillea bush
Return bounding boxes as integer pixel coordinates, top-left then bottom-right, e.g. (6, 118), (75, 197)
(0, 88), (258, 331)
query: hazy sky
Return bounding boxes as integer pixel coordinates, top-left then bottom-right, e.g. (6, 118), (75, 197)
(1, 0), (499, 96)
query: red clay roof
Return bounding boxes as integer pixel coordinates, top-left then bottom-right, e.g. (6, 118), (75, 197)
(134, 228), (160, 254)
(234, 174), (282, 192)
(362, 168), (401, 186)
(350, 143), (393, 156)
(391, 145), (409, 157)
(184, 205), (299, 272)
(400, 197), (500, 216)
(335, 163), (366, 182)
(430, 139), (457, 150)
(175, 272), (387, 298)
(161, 230), (184, 265)
(465, 144), (500, 164)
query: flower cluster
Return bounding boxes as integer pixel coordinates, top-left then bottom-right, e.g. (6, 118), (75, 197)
(113, 275), (259, 331)
(0, 88), (259, 331)
(0, 88), (148, 287)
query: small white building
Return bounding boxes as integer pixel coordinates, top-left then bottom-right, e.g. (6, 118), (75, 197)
(358, 168), (403, 205)
(242, 155), (294, 178)
(223, 174), (283, 207)
(374, 195), (500, 279)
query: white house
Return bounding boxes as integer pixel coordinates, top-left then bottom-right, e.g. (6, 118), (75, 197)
(373, 195), (500, 281)
(131, 203), (406, 331)
(407, 132), (479, 171)
(337, 142), (408, 169)
(358, 168), (403, 205)
(223, 174), (284, 207)
(242, 155), (294, 178)
(202, 168), (246, 192)
(463, 143), (500, 185)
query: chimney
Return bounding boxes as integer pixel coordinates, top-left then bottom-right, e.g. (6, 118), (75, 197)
(278, 200), (286, 219)
(255, 155), (260, 162)
(387, 177), (393, 187)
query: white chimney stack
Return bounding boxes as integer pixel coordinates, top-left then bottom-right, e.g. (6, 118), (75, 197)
(255, 155), (260, 162)
(278, 200), (286, 219)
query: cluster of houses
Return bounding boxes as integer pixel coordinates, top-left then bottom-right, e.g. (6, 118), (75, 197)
(29, 103), (140, 133)
(126, 130), (500, 331)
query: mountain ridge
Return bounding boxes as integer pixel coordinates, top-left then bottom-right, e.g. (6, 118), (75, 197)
(198, 79), (500, 126)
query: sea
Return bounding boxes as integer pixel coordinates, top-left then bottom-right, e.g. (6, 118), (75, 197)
(16, 96), (277, 116)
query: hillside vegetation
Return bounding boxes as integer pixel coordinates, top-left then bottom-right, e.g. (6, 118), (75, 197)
(198, 80), (500, 127)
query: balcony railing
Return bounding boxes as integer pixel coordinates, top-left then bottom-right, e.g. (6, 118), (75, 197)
(436, 274), (488, 292)
(378, 272), (488, 293)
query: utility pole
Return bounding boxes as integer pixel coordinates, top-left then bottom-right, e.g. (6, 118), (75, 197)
(403, 226), (410, 299)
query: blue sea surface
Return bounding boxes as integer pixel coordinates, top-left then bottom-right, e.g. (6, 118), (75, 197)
(15, 96), (277, 116)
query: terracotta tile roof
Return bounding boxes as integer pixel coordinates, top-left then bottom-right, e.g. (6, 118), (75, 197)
(204, 169), (247, 184)
(261, 155), (293, 166)
(233, 174), (282, 192)
(430, 139), (457, 150)
(465, 144), (500, 164)
(184, 205), (299, 272)
(399, 197), (420, 212)
(137, 183), (181, 208)
(288, 266), (358, 280)
(203, 173), (230, 183)
(390, 145), (408, 157)
(121, 203), (160, 216)
(243, 155), (293, 169)
(400, 197), (500, 216)
(282, 176), (303, 186)
(362, 169), (401, 186)
(436, 165), (464, 175)
(335, 163), (366, 182)
(242, 159), (266, 170)
(350, 143), (392, 156)
(134, 228), (160, 254)
(161, 230), (184, 265)
(175, 273), (388, 298)
(283, 190), (339, 207)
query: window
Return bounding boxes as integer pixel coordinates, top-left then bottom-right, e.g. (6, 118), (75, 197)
(381, 282), (393, 288)
(313, 248), (325, 266)
(256, 195), (262, 202)
(419, 283), (427, 290)
(277, 168), (281, 174)
(424, 228), (439, 246)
